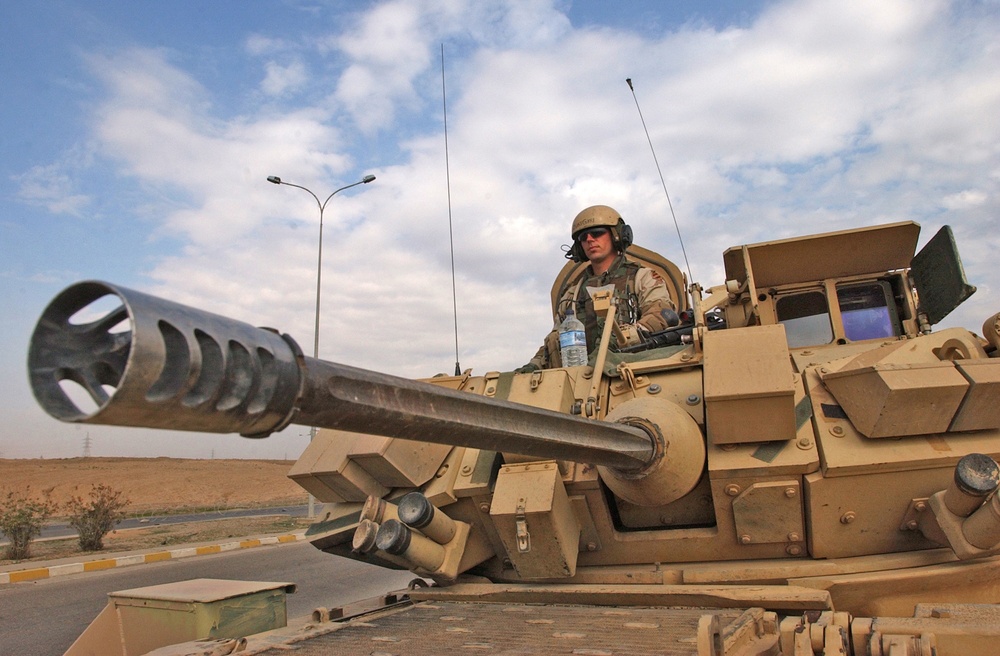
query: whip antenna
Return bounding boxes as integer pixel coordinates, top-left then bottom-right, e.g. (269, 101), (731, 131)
(626, 77), (693, 283)
(443, 44), (461, 375)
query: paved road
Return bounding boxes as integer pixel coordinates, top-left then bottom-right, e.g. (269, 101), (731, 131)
(0, 540), (415, 656)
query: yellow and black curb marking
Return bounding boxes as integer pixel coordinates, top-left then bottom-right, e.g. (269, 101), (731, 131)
(1, 532), (305, 584)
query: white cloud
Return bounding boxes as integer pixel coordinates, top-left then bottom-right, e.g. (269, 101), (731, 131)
(246, 33), (289, 56)
(14, 163), (91, 216)
(261, 60), (309, 96)
(330, 1), (435, 131)
(942, 189), (988, 210)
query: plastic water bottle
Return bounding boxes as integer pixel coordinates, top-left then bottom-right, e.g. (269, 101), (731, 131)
(559, 307), (588, 367)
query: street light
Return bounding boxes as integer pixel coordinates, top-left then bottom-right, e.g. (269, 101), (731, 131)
(267, 173), (376, 517)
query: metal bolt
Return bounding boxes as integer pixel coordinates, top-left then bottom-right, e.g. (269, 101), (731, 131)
(586, 542), (598, 552)
(787, 532), (801, 543)
(680, 353), (692, 362)
(784, 487), (797, 499)
(478, 502), (491, 513)
(796, 438), (812, 450)
(724, 484), (741, 497)
(905, 519), (919, 530)
(840, 512), (856, 525)
(648, 384), (662, 394)
(914, 501), (927, 513)
(461, 464), (473, 475)
(739, 534), (752, 545)
(786, 544), (802, 556)
(686, 394), (700, 405)
(830, 426), (845, 437)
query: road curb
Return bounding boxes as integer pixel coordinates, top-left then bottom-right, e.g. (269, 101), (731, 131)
(0, 531), (307, 584)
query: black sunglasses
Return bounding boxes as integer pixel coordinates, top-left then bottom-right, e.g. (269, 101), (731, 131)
(576, 227), (610, 242)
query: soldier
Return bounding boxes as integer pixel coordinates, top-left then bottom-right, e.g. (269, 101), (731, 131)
(518, 205), (675, 371)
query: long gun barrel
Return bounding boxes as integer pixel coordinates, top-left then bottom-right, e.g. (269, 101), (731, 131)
(28, 281), (655, 472)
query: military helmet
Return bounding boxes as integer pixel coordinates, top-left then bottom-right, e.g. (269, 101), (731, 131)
(567, 205), (634, 262)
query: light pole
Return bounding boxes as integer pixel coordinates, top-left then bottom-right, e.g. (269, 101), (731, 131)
(267, 173), (376, 517)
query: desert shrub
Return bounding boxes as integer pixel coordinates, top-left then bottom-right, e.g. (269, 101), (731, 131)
(66, 484), (130, 551)
(0, 488), (57, 560)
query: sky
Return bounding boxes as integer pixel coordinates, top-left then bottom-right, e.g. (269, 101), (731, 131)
(1, 0), (998, 461)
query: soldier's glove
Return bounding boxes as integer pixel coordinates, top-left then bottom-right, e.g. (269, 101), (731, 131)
(514, 363), (540, 374)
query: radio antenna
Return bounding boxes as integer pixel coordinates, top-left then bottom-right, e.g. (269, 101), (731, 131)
(442, 44), (461, 376)
(626, 77), (693, 284)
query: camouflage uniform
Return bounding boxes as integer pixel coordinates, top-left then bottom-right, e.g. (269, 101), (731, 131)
(527, 255), (674, 369)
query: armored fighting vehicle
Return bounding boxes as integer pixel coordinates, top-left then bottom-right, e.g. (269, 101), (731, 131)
(28, 221), (1000, 655)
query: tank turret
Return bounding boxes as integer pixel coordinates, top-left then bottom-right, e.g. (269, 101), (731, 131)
(28, 221), (1000, 623)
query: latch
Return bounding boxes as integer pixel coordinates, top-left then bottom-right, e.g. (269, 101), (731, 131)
(483, 371), (501, 398)
(529, 369), (543, 391)
(515, 498), (531, 553)
(611, 364), (650, 397)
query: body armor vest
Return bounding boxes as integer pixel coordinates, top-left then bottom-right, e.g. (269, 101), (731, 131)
(563, 257), (640, 353)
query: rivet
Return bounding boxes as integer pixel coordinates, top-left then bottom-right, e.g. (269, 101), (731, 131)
(479, 502), (490, 513)
(819, 367), (829, 374)
(840, 512), (856, 525)
(686, 394), (700, 405)
(905, 519), (919, 530)
(725, 484), (741, 497)
(786, 544), (802, 556)
(914, 501), (927, 513)
(680, 353), (692, 362)
(586, 542), (598, 552)
(486, 386), (496, 394)
(739, 534), (752, 545)
(461, 465), (473, 475)
(829, 426), (845, 437)
(787, 532), (801, 543)
(796, 438), (812, 450)
(648, 384), (662, 394)
(784, 487), (797, 499)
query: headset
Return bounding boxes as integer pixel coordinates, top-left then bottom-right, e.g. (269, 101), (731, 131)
(565, 219), (634, 263)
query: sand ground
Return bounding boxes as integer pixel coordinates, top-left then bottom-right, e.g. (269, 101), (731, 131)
(1, 457), (311, 565)
(0, 457), (307, 515)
